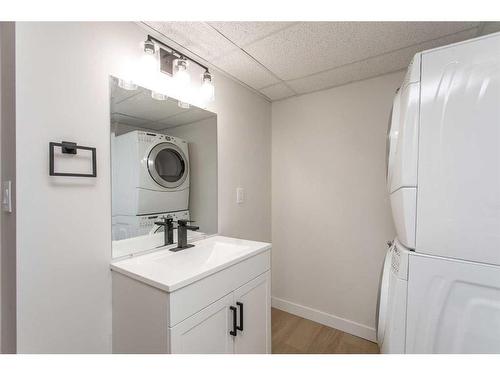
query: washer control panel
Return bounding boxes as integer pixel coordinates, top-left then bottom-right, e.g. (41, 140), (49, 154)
(137, 131), (187, 145)
(139, 211), (190, 229)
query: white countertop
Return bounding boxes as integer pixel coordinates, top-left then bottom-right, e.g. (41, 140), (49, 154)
(110, 235), (271, 292)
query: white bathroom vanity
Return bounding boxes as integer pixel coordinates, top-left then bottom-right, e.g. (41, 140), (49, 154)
(111, 236), (271, 354)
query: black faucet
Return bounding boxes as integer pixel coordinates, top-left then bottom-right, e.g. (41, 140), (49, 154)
(170, 219), (199, 252)
(154, 216), (175, 247)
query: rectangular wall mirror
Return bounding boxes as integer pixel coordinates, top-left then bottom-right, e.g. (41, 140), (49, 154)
(110, 76), (218, 258)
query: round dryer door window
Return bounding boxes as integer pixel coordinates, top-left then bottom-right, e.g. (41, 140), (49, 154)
(147, 143), (188, 189)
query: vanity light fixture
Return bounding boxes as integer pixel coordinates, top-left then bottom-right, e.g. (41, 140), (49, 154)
(142, 35), (215, 102)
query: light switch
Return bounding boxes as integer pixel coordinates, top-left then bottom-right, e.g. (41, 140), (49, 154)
(2, 180), (12, 213)
(236, 187), (244, 204)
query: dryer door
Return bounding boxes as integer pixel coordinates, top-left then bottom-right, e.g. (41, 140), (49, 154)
(386, 89), (401, 193)
(389, 82), (419, 193)
(147, 142), (189, 189)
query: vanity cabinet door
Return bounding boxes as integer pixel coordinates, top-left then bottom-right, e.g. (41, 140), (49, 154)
(233, 271), (271, 354)
(169, 294), (234, 354)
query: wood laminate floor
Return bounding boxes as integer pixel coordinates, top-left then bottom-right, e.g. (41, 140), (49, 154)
(271, 308), (379, 354)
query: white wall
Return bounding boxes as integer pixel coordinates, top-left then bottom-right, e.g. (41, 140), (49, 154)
(271, 71), (404, 341)
(210, 70), (271, 242)
(15, 22), (271, 353)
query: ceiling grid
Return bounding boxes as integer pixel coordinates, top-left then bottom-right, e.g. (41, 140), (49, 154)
(144, 21), (500, 101)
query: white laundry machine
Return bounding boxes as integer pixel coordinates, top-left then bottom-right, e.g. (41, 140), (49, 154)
(379, 32), (500, 353)
(112, 130), (190, 216)
(378, 241), (500, 354)
(386, 32), (500, 264)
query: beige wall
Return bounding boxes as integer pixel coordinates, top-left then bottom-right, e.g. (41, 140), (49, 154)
(211, 73), (271, 242)
(271, 71), (404, 340)
(15, 22), (271, 353)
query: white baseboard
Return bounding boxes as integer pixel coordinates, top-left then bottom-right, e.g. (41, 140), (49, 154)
(271, 296), (377, 342)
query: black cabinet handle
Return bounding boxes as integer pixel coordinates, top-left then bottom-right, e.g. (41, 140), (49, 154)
(236, 302), (244, 332)
(229, 306), (237, 336)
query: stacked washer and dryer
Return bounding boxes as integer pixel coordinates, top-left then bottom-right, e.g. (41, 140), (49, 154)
(377, 32), (500, 353)
(112, 130), (191, 241)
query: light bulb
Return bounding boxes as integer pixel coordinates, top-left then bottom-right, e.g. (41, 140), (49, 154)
(174, 69), (190, 87)
(173, 57), (190, 88)
(140, 53), (157, 73)
(201, 71), (215, 102)
(144, 38), (155, 55)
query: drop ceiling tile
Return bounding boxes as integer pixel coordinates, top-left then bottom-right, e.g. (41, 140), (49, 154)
(144, 22), (238, 60)
(287, 28), (479, 94)
(259, 83), (295, 101)
(159, 108), (216, 128)
(110, 85), (141, 105)
(212, 49), (280, 90)
(207, 21), (297, 47)
(134, 121), (180, 132)
(246, 22), (479, 80)
(111, 113), (149, 127)
(114, 90), (186, 121)
(480, 22), (500, 36)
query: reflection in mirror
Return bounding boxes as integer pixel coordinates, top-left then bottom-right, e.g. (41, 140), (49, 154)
(110, 76), (217, 258)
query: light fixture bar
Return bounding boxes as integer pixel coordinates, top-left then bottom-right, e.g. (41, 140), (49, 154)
(146, 35), (210, 73)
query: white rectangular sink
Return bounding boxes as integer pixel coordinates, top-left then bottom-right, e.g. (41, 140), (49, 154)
(110, 235), (271, 292)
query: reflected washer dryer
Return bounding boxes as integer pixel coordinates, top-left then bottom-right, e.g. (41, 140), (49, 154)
(112, 210), (190, 241)
(112, 130), (190, 216)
